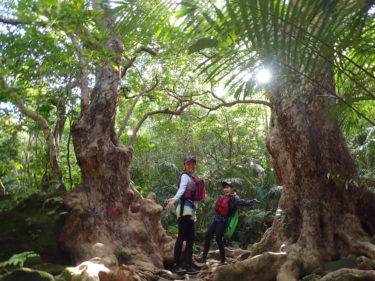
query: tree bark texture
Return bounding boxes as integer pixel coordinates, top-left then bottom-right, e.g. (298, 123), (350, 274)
(59, 34), (173, 268)
(213, 69), (375, 281)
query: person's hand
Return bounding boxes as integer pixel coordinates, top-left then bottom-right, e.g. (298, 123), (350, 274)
(165, 199), (176, 210)
(253, 199), (261, 205)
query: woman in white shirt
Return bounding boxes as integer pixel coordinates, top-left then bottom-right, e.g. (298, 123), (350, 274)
(165, 155), (200, 275)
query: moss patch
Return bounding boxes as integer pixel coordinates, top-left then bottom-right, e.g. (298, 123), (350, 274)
(301, 273), (321, 281)
(0, 268), (55, 281)
(323, 258), (357, 274)
(0, 192), (70, 265)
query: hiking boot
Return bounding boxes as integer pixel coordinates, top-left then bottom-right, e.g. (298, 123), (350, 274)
(220, 260), (228, 265)
(172, 265), (186, 275)
(186, 266), (200, 275)
(195, 256), (207, 263)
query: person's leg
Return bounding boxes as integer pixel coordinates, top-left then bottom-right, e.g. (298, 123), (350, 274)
(173, 217), (184, 264)
(185, 217), (199, 274)
(173, 216), (189, 274)
(185, 218), (195, 267)
(196, 220), (216, 262)
(215, 221), (227, 264)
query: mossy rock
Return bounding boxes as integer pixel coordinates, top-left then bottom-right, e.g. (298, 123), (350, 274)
(322, 272), (375, 281)
(301, 273), (321, 281)
(0, 267), (55, 281)
(357, 256), (375, 270)
(323, 258), (357, 274)
(0, 192), (70, 265)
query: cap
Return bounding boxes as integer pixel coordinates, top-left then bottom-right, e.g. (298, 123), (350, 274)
(183, 155), (196, 164)
(221, 181), (234, 188)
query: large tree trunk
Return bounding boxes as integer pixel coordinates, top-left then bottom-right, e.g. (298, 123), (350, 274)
(59, 30), (173, 268)
(213, 69), (375, 281)
(263, 69), (375, 279)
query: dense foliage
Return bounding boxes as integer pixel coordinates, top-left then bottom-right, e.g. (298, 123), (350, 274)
(0, 0), (374, 261)
(128, 103), (278, 246)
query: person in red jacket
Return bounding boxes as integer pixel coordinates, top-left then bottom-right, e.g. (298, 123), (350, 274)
(196, 181), (259, 265)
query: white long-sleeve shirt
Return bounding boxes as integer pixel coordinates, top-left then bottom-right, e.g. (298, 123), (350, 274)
(172, 173), (190, 200)
(172, 173), (198, 221)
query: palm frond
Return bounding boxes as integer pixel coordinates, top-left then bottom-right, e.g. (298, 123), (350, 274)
(175, 0), (374, 122)
(113, 0), (176, 40)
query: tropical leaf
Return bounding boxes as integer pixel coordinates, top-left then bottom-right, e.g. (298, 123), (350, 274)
(113, 0), (176, 42)
(188, 37), (219, 53)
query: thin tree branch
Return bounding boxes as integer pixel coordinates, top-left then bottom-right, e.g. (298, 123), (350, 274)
(194, 99), (271, 111)
(0, 179), (5, 195)
(122, 56), (136, 78)
(71, 36), (90, 111)
(127, 102), (193, 146)
(0, 75), (63, 182)
(67, 114), (73, 190)
(120, 86), (131, 92)
(1, 77), (52, 135)
(163, 87), (209, 100)
(134, 46), (157, 56)
(209, 88), (226, 103)
(121, 46), (157, 78)
(53, 79), (78, 147)
(0, 18), (40, 26)
(126, 88), (270, 146)
(117, 79), (159, 138)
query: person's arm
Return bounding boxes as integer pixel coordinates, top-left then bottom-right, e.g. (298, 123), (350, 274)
(165, 174), (190, 210)
(232, 196), (259, 207)
(172, 174), (190, 200)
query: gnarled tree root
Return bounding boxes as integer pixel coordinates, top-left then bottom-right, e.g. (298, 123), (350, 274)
(212, 245), (375, 281)
(277, 258), (301, 281)
(317, 268), (375, 281)
(212, 252), (287, 281)
(357, 256), (375, 270)
(60, 191), (174, 268)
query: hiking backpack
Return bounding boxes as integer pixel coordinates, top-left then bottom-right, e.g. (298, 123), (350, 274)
(224, 209), (239, 238)
(214, 195), (232, 216)
(180, 173), (206, 201)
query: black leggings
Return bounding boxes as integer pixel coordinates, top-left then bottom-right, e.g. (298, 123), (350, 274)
(202, 220), (227, 262)
(174, 215), (195, 266)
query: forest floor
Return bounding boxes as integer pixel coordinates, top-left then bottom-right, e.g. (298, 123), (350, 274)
(131, 248), (247, 281)
(130, 257), (232, 281)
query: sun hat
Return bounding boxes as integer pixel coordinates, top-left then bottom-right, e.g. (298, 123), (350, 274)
(183, 155), (196, 164)
(221, 181), (234, 188)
